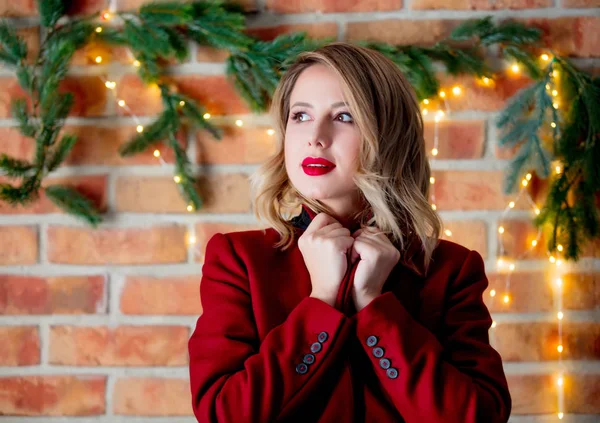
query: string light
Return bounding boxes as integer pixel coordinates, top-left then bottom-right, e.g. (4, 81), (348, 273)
(95, 56), (103, 63)
(439, 90), (446, 98)
(431, 148), (438, 156)
(95, 27), (103, 33)
(423, 99), (430, 105)
(452, 86), (461, 96)
(235, 119), (243, 127)
(510, 63), (520, 74)
(541, 53), (550, 61)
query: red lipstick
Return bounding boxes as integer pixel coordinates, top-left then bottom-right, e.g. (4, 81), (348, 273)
(302, 157), (335, 176)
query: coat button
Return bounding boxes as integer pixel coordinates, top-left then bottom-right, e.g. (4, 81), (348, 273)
(303, 353), (315, 365)
(318, 331), (328, 343)
(379, 358), (391, 369)
(372, 347), (385, 358)
(296, 363), (308, 375)
(310, 342), (322, 353)
(386, 367), (398, 379)
(366, 335), (378, 347)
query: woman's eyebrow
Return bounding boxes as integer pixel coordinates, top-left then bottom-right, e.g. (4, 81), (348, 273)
(290, 101), (349, 109)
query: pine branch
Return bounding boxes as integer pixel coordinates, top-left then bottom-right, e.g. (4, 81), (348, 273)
(46, 134), (78, 172)
(0, 155), (34, 178)
(45, 185), (102, 227)
(38, 0), (66, 28)
(0, 20), (28, 66)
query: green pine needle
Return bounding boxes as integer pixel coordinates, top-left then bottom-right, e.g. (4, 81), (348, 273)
(45, 185), (102, 227)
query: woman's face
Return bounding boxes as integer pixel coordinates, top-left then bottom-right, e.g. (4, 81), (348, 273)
(284, 64), (362, 213)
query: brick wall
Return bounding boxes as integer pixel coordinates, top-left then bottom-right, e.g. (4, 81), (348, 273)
(1, 0), (599, 421)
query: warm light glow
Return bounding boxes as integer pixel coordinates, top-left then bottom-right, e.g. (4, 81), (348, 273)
(95, 56), (103, 64)
(490, 289), (496, 297)
(556, 278), (563, 288)
(546, 83), (551, 90)
(531, 240), (538, 247)
(541, 53), (550, 61)
(118, 100), (126, 107)
(557, 311), (564, 320)
(431, 148), (438, 156)
(422, 108), (428, 115)
(557, 376), (564, 386)
(509, 263), (515, 271)
(179, 101), (185, 106)
(174, 175), (181, 183)
(95, 27), (103, 33)
(430, 177), (435, 184)
(497, 258), (504, 267)
(431, 204), (437, 210)
(203, 113), (211, 119)
(552, 89), (558, 97)
(187, 205), (194, 212)
(558, 412), (564, 420)
(188, 234), (196, 244)
(553, 102), (559, 109)
(105, 81), (116, 89)
(511, 63), (520, 74)
(267, 129), (275, 136)
(423, 99), (430, 105)
(557, 244), (564, 252)
(526, 173), (532, 181)
(136, 125), (144, 133)
(444, 229), (452, 237)
(557, 344), (563, 353)
(482, 77), (491, 85)
(522, 179), (528, 187)
(498, 226), (505, 234)
(153, 150), (160, 158)
(503, 295), (510, 304)
(491, 321), (497, 328)
(102, 12), (111, 20)
(133, 60), (141, 67)
(553, 70), (559, 77)
(439, 90), (446, 98)
(555, 165), (562, 174)
(549, 256), (556, 263)
(551, 122), (557, 128)
(452, 86), (461, 96)
(235, 119), (243, 127)
(556, 259), (562, 266)
(509, 201), (515, 208)
(535, 208), (540, 215)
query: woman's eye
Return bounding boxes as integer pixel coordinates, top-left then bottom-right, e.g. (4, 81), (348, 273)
(337, 112), (353, 123)
(291, 111), (309, 122)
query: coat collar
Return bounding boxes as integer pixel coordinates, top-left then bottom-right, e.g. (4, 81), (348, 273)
(290, 204), (426, 277)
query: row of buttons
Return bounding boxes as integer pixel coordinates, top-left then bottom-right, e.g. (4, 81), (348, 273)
(366, 335), (398, 379)
(296, 331), (328, 375)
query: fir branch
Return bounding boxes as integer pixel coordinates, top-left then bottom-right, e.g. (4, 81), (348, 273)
(38, 0), (66, 28)
(0, 20), (28, 65)
(45, 185), (102, 227)
(119, 110), (175, 156)
(11, 98), (38, 137)
(46, 134), (78, 172)
(139, 2), (194, 26)
(169, 132), (202, 211)
(0, 155), (34, 178)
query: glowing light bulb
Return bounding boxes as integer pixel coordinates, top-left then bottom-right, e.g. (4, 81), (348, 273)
(557, 345), (563, 353)
(422, 109), (428, 115)
(102, 12), (111, 20)
(95, 27), (103, 33)
(553, 102), (559, 109)
(482, 77), (491, 85)
(556, 259), (562, 266)
(551, 122), (556, 128)
(444, 229), (452, 237)
(133, 60), (141, 67)
(553, 70), (559, 77)
(522, 179), (528, 187)
(503, 295), (510, 304)
(557, 376), (564, 386)
(188, 234), (196, 244)
(430, 177), (435, 184)
(498, 226), (505, 234)
(552, 89), (558, 97)
(490, 289), (496, 297)
(557, 244), (563, 252)
(491, 321), (497, 328)
(235, 119), (243, 127)
(179, 101), (185, 106)
(423, 99), (430, 105)
(531, 240), (538, 247)
(497, 258), (504, 267)
(541, 53), (550, 61)
(118, 100), (126, 107)
(431, 148), (438, 156)
(534, 208), (540, 215)
(153, 150), (160, 158)
(526, 173), (532, 181)
(509, 201), (515, 208)
(557, 311), (564, 320)
(511, 63), (520, 74)
(439, 90), (446, 98)
(509, 263), (515, 271)
(546, 83), (551, 90)
(105, 81), (116, 89)
(136, 125), (144, 133)
(556, 278), (563, 288)
(555, 165), (562, 174)
(95, 56), (103, 64)
(187, 205), (194, 212)
(203, 113), (211, 119)
(558, 412), (564, 419)
(452, 86), (461, 96)
(174, 175), (181, 183)
(267, 129), (275, 135)
(431, 204), (437, 210)
(549, 256), (556, 263)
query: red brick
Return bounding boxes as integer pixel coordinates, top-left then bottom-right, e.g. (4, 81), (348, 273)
(497, 219), (547, 259)
(0, 327), (39, 365)
(0, 175), (107, 215)
(495, 322), (600, 361)
(0, 226), (37, 265)
(508, 374), (600, 414)
(266, 0), (402, 13)
(0, 376), (106, 416)
(196, 125), (276, 164)
(0, 275), (106, 315)
(423, 120), (485, 159)
(563, 0), (600, 6)
(174, 75), (250, 116)
(440, 220), (487, 258)
(0, 78), (29, 118)
(346, 19), (460, 47)
(115, 173), (251, 213)
(411, 0), (551, 9)
(60, 76), (108, 117)
(520, 17), (600, 57)
(47, 225), (187, 265)
(194, 222), (264, 262)
(49, 325), (189, 366)
(0, 1), (38, 17)
(432, 170), (530, 211)
(113, 378), (191, 416)
(120, 275), (201, 315)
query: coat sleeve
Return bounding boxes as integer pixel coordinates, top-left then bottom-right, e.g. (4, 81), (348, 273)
(354, 249), (511, 423)
(188, 232), (354, 423)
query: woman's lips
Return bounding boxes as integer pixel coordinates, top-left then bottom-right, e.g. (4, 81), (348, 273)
(302, 165), (335, 176)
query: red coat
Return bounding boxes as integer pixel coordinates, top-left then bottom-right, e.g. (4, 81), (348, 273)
(188, 205), (511, 422)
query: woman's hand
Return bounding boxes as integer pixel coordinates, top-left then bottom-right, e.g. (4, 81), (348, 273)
(350, 226), (401, 311)
(299, 213), (355, 308)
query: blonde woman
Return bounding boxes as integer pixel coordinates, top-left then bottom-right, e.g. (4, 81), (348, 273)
(188, 41), (511, 423)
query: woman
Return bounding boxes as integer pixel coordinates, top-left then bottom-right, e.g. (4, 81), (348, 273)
(188, 42), (511, 423)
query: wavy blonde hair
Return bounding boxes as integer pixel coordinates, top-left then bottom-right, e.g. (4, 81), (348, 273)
(249, 41), (443, 275)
